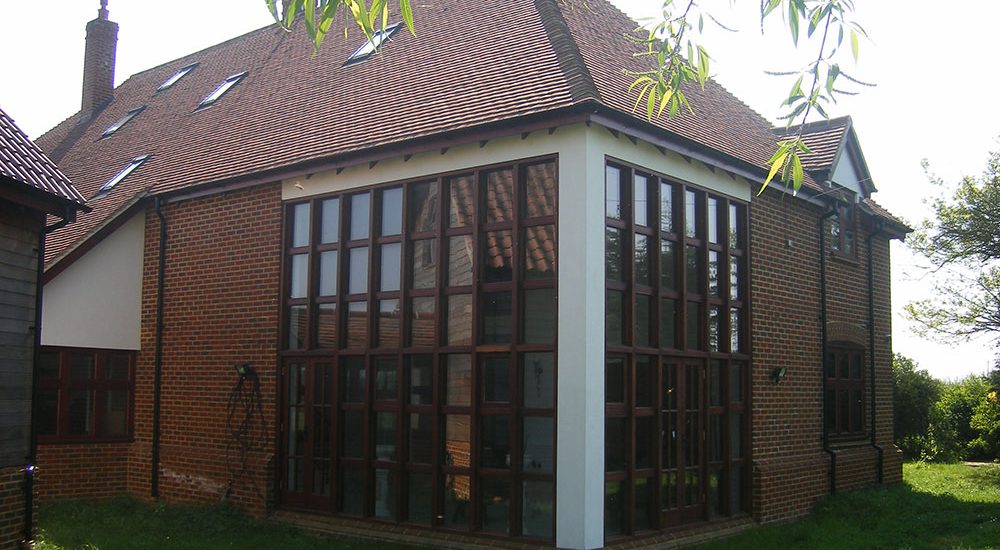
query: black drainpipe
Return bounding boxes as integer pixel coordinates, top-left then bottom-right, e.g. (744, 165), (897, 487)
(867, 220), (886, 483)
(152, 197), (167, 497)
(819, 205), (838, 494)
(25, 206), (74, 545)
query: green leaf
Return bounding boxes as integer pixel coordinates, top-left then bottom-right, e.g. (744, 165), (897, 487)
(760, 150), (789, 195)
(266, 0), (281, 22)
(788, 1), (800, 45)
(790, 151), (804, 189)
(850, 29), (859, 61)
(399, 0), (414, 33)
(282, 0), (302, 28)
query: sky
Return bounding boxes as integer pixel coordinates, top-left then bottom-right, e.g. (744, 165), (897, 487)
(1, 1), (997, 380)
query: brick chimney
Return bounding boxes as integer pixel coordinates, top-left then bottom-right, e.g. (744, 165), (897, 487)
(81, 0), (118, 113)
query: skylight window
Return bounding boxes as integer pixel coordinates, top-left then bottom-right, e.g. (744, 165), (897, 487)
(345, 23), (402, 65)
(94, 155), (150, 199)
(157, 63), (198, 91)
(100, 106), (145, 139)
(198, 72), (247, 108)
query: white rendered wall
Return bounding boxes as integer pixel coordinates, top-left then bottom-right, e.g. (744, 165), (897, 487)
(41, 211), (145, 350)
(831, 151), (864, 197)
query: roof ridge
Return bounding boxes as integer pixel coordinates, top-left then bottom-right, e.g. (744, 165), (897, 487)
(534, 0), (601, 103)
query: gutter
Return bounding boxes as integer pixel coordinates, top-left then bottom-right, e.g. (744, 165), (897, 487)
(866, 220), (887, 483)
(818, 205), (838, 494)
(151, 196), (167, 497)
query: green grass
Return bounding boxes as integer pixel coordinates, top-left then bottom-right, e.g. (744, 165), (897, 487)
(36, 463), (1000, 549)
(695, 462), (1000, 550)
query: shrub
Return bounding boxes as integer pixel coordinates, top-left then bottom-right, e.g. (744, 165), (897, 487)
(891, 353), (941, 458)
(925, 375), (990, 462)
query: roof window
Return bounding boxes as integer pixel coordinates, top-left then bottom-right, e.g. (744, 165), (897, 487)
(157, 63), (198, 91)
(94, 155), (150, 199)
(345, 23), (402, 65)
(198, 72), (247, 108)
(100, 106), (145, 139)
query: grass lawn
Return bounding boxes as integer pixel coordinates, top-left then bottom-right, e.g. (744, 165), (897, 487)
(36, 462), (999, 549)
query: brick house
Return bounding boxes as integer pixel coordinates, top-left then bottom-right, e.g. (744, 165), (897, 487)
(33, 1), (908, 548)
(0, 106), (86, 549)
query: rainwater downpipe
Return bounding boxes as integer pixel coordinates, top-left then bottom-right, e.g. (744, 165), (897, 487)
(819, 205), (838, 494)
(866, 220), (887, 483)
(25, 207), (74, 544)
(152, 197), (167, 497)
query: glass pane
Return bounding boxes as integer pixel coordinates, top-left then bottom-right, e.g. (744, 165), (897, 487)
(660, 298), (676, 349)
(730, 308), (741, 353)
(287, 305), (307, 350)
(446, 355), (472, 406)
(660, 181), (674, 233)
(410, 181), (438, 233)
(708, 470), (722, 518)
(445, 416), (471, 468)
(634, 477), (652, 531)
(409, 413), (433, 463)
(605, 227), (624, 281)
(317, 304), (337, 348)
(448, 174), (475, 228)
(381, 187), (403, 236)
(661, 471), (677, 510)
(839, 351), (850, 379)
(636, 416), (653, 469)
(36, 389), (57, 436)
(407, 355), (433, 405)
(349, 193), (370, 240)
(685, 190), (698, 238)
(106, 354), (130, 380)
(38, 351), (59, 379)
(731, 412), (744, 459)
(606, 357), (625, 404)
(523, 417), (554, 474)
(481, 416), (511, 468)
(348, 247), (368, 294)
(708, 197), (719, 243)
(479, 292), (513, 344)
(287, 458), (302, 493)
(686, 245), (700, 294)
(341, 467), (364, 515)
(320, 198), (339, 244)
(480, 477), (510, 534)
(660, 240), (676, 289)
(377, 300), (401, 347)
(342, 410), (364, 459)
(482, 357), (510, 403)
(605, 416), (626, 471)
(68, 390), (93, 434)
(729, 203), (739, 248)
(684, 470), (699, 507)
(483, 230), (513, 283)
(448, 236), (474, 287)
(605, 289), (624, 345)
(524, 224), (556, 280)
(687, 302), (701, 350)
(380, 243), (401, 292)
(522, 480), (553, 539)
(709, 415), (722, 461)
(731, 362), (744, 403)
(290, 254), (308, 299)
(709, 360), (722, 406)
(102, 390), (128, 436)
(375, 359), (397, 400)
(604, 480), (624, 536)
(375, 412), (397, 461)
(606, 165), (622, 219)
(636, 294), (652, 347)
(292, 202), (310, 248)
(373, 469), (396, 519)
(731, 466), (744, 513)
(444, 474), (471, 528)
(407, 472), (433, 523)
(446, 294), (473, 346)
(708, 250), (720, 296)
(851, 352), (863, 379)
(523, 353), (554, 409)
(635, 234), (651, 286)
(634, 174), (649, 226)
(523, 288), (555, 344)
(346, 301), (368, 348)
(730, 256), (740, 300)
(525, 162), (556, 218)
(319, 251), (337, 296)
(636, 356), (653, 407)
(411, 239), (436, 289)
(409, 297), (435, 347)
(851, 389), (863, 432)
(486, 168), (514, 224)
(709, 306), (721, 352)
(342, 358), (365, 403)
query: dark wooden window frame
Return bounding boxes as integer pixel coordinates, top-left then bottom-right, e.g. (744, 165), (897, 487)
(830, 196), (857, 260)
(35, 346), (135, 444)
(825, 344), (865, 439)
(278, 155), (558, 542)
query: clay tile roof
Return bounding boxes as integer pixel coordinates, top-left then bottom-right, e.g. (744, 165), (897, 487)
(0, 106), (85, 207)
(774, 116), (852, 171)
(862, 197), (910, 232)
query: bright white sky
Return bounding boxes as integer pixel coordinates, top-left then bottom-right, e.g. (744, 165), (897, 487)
(1, 1), (997, 380)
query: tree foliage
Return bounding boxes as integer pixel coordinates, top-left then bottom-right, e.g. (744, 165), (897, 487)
(907, 151), (1000, 345)
(891, 353), (941, 459)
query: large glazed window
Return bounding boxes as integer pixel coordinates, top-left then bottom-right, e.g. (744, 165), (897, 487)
(825, 345), (864, 438)
(35, 347), (135, 443)
(604, 160), (749, 538)
(279, 157), (556, 541)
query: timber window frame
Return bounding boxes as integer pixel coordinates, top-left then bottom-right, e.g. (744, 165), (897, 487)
(825, 345), (865, 439)
(830, 197), (857, 259)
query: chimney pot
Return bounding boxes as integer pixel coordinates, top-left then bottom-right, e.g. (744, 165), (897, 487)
(82, 0), (118, 114)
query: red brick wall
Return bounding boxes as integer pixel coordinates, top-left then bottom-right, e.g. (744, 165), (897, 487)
(128, 184), (282, 514)
(0, 467), (28, 550)
(35, 443), (129, 501)
(749, 189), (901, 523)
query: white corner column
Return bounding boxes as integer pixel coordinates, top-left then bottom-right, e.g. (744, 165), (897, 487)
(556, 125), (605, 549)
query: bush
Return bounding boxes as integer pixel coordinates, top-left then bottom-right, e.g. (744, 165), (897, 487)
(969, 389), (1000, 460)
(925, 375), (991, 462)
(892, 353), (941, 458)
